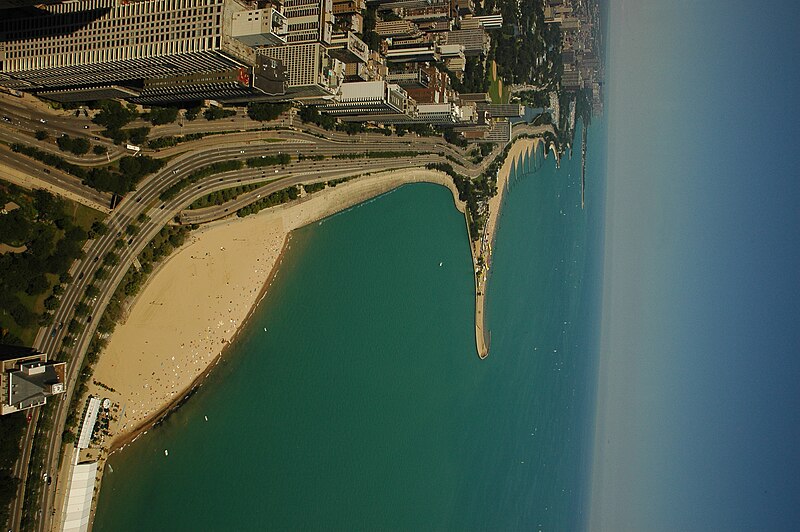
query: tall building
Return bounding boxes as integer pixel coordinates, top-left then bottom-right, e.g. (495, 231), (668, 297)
(0, 0), (259, 94)
(258, 43), (343, 101)
(444, 28), (489, 57)
(1, 346), (66, 416)
(230, 6), (288, 47)
(320, 80), (414, 121)
(476, 102), (524, 118)
(283, 0), (334, 45)
(332, 0), (364, 15)
(327, 32), (369, 64)
(134, 55), (287, 104)
(374, 19), (420, 38)
(474, 14), (503, 29)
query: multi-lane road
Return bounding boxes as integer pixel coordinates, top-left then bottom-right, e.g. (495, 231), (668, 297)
(4, 125), (475, 532)
(3, 98), (548, 532)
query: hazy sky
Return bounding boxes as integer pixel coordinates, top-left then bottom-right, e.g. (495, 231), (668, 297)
(590, 1), (800, 530)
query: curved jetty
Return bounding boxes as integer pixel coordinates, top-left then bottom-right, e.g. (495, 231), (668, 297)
(472, 138), (543, 359)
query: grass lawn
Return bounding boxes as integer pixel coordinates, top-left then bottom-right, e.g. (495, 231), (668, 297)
(488, 60), (510, 104)
(0, 185), (105, 346)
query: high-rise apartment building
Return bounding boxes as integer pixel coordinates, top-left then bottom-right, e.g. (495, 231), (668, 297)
(374, 19), (420, 38)
(320, 80), (414, 121)
(134, 55), (287, 104)
(0, 0), (259, 93)
(283, 0), (334, 45)
(230, 6), (288, 47)
(444, 28), (489, 57)
(258, 42), (343, 101)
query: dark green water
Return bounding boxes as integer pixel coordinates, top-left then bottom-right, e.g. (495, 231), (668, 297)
(94, 122), (606, 531)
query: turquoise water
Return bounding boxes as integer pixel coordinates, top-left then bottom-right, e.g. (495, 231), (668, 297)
(94, 122), (606, 530)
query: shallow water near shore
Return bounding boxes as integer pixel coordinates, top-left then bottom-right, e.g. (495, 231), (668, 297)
(94, 122), (606, 530)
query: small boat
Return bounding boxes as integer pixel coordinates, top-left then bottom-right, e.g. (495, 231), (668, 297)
(204, 415), (208, 422)
(164, 449), (169, 456)
(263, 327), (267, 332)
(439, 262), (443, 267)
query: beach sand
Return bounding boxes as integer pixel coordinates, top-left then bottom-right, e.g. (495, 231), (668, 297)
(474, 138), (541, 357)
(87, 168), (464, 446)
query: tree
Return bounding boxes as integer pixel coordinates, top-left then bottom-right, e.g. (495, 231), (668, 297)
(184, 106), (201, 121)
(35, 130), (48, 141)
(92, 145), (107, 155)
(92, 99), (139, 131)
(204, 107), (236, 121)
(102, 252), (120, 266)
(25, 274), (49, 296)
(59, 272), (73, 284)
(93, 268), (109, 280)
(146, 106), (179, 125)
(126, 127), (150, 145)
(125, 224), (140, 236)
(247, 102), (290, 122)
(44, 296), (59, 311)
(90, 221), (109, 237)
(74, 302), (91, 316)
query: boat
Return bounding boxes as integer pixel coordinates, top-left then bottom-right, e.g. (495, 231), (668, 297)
(164, 449), (169, 456)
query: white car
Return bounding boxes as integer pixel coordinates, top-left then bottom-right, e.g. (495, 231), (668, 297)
(39, 118), (47, 123)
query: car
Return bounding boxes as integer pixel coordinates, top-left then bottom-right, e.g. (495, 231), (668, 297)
(78, 272), (84, 279)
(43, 169), (50, 174)
(86, 315), (92, 323)
(50, 329), (56, 338)
(83, 125), (90, 129)
(2, 116), (10, 122)
(39, 118), (47, 123)
(75, 110), (81, 117)
(160, 204), (165, 209)
(93, 256), (99, 262)
(93, 136), (100, 141)
(239, 150), (244, 154)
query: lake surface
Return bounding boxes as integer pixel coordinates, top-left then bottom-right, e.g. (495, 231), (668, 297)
(94, 121), (607, 530)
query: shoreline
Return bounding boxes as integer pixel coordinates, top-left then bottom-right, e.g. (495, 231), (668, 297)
(106, 234), (292, 455)
(94, 168), (465, 448)
(72, 145), (550, 528)
(71, 168), (468, 529)
(473, 137), (542, 358)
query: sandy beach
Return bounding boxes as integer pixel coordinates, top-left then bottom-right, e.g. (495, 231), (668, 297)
(86, 167), (465, 447)
(473, 137), (541, 357)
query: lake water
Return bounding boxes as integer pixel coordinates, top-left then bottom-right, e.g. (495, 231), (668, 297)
(94, 121), (607, 531)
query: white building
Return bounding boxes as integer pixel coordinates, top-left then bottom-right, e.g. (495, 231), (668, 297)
(231, 7), (288, 47)
(321, 80), (415, 121)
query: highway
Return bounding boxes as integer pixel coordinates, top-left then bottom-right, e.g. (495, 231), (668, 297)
(2, 95), (552, 531)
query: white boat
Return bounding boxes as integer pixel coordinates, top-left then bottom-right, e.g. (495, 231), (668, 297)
(164, 449), (169, 456)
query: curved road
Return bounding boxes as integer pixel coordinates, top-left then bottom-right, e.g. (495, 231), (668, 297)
(6, 113), (553, 532)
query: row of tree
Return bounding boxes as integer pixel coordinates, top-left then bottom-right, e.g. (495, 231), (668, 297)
(10, 143), (163, 195)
